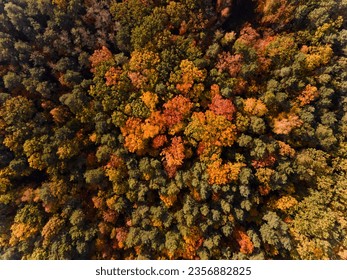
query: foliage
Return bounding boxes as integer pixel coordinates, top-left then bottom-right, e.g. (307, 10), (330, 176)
(0, 0), (346, 260)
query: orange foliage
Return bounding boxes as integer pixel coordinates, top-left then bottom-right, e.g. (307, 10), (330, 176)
(89, 46), (112, 71)
(41, 216), (64, 245)
(252, 154), (276, 168)
(102, 209), (118, 223)
(128, 71), (147, 89)
(121, 111), (165, 154)
(141, 91), (159, 111)
(92, 196), (104, 209)
(244, 98), (268, 117)
(174, 60), (206, 95)
(208, 93), (236, 121)
(207, 158), (244, 185)
(105, 67), (122, 86)
(106, 154), (124, 169)
(152, 135), (167, 149)
(182, 227), (203, 260)
(210, 84), (220, 96)
(50, 106), (68, 123)
(259, 185), (271, 196)
(142, 111), (166, 139)
(112, 227), (128, 249)
(161, 136), (185, 177)
(121, 117), (146, 154)
(216, 52), (243, 77)
(10, 223), (38, 246)
(238, 24), (260, 46)
(273, 113), (303, 135)
(273, 195), (298, 211)
(257, 0), (294, 26)
(163, 95), (193, 126)
(159, 194), (177, 208)
(162, 162), (177, 178)
(278, 141), (296, 157)
(20, 188), (36, 203)
(297, 85), (319, 106)
(234, 228), (254, 255)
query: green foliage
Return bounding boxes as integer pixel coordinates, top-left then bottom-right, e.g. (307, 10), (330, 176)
(0, 0), (346, 260)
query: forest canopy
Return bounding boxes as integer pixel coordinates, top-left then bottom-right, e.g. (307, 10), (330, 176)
(0, 0), (346, 260)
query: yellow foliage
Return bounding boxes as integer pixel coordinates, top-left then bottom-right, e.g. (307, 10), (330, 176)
(266, 35), (296, 61)
(256, 167), (275, 186)
(141, 91), (158, 111)
(172, 60), (206, 96)
(4, 130), (25, 153)
(273, 195), (298, 211)
(185, 110), (237, 149)
(105, 168), (123, 183)
(10, 223), (38, 246)
(313, 17), (343, 44)
(207, 158), (244, 185)
(106, 196), (119, 210)
(305, 45), (333, 71)
(159, 194), (177, 208)
(128, 50), (160, 72)
(290, 229), (330, 260)
(0, 176), (11, 194)
(56, 139), (79, 160)
(52, 0), (66, 9)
